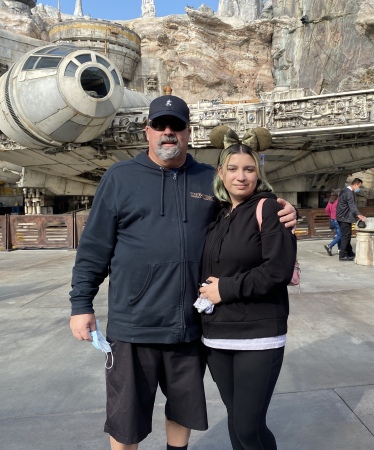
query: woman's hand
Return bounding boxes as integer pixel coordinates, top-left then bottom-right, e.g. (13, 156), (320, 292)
(199, 277), (222, 305)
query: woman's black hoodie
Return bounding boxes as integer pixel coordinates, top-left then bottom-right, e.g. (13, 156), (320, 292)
(201, 192), (297, 340)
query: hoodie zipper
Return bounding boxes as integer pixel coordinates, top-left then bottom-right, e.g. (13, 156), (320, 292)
(172, 171), (186, 341)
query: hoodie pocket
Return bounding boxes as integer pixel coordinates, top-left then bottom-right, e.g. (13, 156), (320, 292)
(128, 261), (181, 328)
(128, 265), (154, 305)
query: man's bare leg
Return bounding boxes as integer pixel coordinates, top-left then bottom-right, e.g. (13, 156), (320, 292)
(110, 436), (138, 450)
(165, 418), (191, 447)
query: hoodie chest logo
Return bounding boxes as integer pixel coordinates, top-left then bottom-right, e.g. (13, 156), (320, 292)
(190, 192), (214, 202)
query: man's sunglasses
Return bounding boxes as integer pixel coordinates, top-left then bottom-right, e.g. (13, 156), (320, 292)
(148, 117), (188, 132)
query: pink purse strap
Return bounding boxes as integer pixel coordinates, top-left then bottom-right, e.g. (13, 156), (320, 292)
(256, 198), (267, 231)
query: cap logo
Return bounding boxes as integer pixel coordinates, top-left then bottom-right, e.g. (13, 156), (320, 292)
(148, 95), (190, 122)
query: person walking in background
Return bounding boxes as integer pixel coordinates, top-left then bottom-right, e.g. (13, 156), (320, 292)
(69, 96), (297, 450)
(337, 178), (366, 262)
(324, 189), (341, 256)
(198, 127), (297, 450)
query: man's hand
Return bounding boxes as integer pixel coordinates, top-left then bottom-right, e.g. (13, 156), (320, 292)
(358, 214), (366, 221)
(70, 313), (96, 341)
(277, 198), (297, 230)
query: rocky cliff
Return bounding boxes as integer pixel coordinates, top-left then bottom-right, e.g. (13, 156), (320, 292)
(124, 0), (374, 101)
(0, 1), (48, 39)
(124, 9), (274, 102)
(1, 0), (374, 102)
(271, 0), (374, 94)
(218, 0), (262, 22)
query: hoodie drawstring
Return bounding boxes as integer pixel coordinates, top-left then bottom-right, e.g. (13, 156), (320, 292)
(160, 168), (165, 216)
(183, 169), (187, 222)
(159, 167), (187, 221)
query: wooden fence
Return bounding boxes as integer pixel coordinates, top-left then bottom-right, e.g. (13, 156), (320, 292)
(1, 207), (374, 251)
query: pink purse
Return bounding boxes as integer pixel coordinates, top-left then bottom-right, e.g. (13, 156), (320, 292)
(256, 198), (300, 291)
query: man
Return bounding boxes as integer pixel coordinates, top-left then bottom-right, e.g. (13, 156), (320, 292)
(337, 177), (366, 261)
(69, 95), (297, 450)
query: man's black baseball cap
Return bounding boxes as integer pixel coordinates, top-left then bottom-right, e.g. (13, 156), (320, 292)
(148, 95), (190, 122)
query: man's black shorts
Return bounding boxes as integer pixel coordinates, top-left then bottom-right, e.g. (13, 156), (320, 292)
(103, 339), (208, 445)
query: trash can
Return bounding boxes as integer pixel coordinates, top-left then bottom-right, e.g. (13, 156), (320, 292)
(355, 217), (374, 266)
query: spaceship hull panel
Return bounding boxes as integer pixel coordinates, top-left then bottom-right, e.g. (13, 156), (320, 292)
(0, 44), (124, 149)
(36, 107), (78, 134)
(18, 77), (67, 123)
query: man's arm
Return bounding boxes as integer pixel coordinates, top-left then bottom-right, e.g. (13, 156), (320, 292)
(347, 191), (365, 220)
(69, 176), (117, 339)
(277, 198), (297, 229)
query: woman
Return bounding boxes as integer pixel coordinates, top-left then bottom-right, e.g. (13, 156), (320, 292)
(324, 189), (341, 256)
(199, 127), (297, 450)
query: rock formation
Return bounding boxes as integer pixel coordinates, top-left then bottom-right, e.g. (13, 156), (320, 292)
(73, 0), (83, 18)
(126, 9), (274, 102)
(271, 0), (374, 94)
(218, 0), (262, 22)
(142, 0), (155, 18)
(1, 0), (374, 101)
(0, 1), (46, 39)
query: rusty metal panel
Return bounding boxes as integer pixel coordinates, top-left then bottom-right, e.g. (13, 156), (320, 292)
(297, 209), (334, 239)
(297, 207), (374, 240)
(0, 215), (6, 250)
(2, 205), (373, 251)
(76, 215), (89, 247)
(9, 215), (74, 249)
(309, 210), (332, 238)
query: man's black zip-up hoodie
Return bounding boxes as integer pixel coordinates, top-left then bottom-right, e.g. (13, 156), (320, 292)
(201, 192), (297, 340)
(70, 152), (218, 344)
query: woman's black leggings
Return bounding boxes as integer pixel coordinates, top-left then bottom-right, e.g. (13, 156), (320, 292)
(205, 346), (284, 450)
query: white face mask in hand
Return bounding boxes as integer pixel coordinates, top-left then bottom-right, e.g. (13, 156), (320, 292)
(194, 281), (214, 314)
(90, 320), (113, 369)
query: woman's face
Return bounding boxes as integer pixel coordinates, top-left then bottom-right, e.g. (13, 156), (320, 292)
(218, 153), (259, 207)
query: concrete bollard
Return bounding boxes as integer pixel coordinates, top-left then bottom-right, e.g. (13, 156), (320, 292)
(355, 217), (374, 266)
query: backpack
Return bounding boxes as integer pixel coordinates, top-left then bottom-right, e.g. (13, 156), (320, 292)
(256, 198), (301, 292)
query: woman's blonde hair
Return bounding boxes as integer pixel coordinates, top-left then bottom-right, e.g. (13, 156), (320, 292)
(213, 143), (273, 205)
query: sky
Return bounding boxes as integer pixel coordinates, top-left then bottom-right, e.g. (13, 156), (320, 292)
(41, 1), (219, 21)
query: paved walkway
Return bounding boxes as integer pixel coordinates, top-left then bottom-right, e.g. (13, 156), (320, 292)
(0, 239), (374, 450)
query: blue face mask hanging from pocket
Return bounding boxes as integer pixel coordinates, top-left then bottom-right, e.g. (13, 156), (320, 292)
(90, 320), (113, 369)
